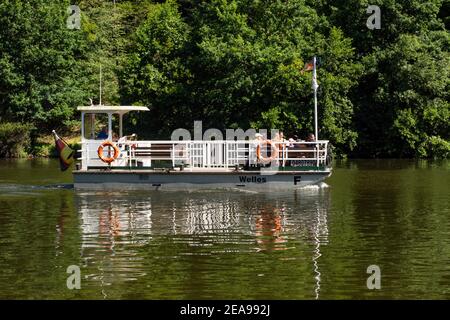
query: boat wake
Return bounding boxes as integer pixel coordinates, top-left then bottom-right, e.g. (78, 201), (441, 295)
(299, 182), (329, 190)
(0, 183), (74, 196)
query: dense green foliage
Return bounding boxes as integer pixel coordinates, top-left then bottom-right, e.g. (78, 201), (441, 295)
(0, 0), (448, 158)
(0, 0), (88, 130)
(0, 122), (33, 157)
(324, 0), (450, 158)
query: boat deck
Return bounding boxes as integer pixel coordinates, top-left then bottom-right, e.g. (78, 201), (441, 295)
(74, 166), (331, 175)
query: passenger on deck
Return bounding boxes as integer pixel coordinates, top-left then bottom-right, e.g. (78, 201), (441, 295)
(97, 127), (108, 140)
(304, 133), (317, 166)
(288, 134), (309, 167)
(288, 138), (295, 148)
(254, 133), (264, 142)
(117, 133), (137, 144)
(306, 133), (316, 142)
(279, 132), (288, 166)
(248, 133), (264, 168)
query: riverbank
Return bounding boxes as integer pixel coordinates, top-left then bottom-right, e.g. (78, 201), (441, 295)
(0, 121), (448, 160)
(0, 122), (80, 159)
(31, 134), (80, 158)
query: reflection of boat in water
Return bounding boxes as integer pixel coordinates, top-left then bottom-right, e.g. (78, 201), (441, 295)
(76, 187), (329, 241)
(74, 187), (329, 297)
(254, 206), (287, 251)
(72, 106), (332, 191)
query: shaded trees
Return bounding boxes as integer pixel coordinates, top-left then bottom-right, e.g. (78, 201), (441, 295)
(0, 0), (89, 130)
(122, 0), (362, 154)
(0, 0), (448, 158)
(319, 0), (449, 157)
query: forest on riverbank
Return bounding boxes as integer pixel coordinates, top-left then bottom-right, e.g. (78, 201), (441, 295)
(0, 0), (448, 158)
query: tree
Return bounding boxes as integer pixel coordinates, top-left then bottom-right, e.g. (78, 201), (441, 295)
(120, 0), (192, 138)
(122, 0), (362, 155)
(0, 0), (447, 158)
(0, 0), (89, 130)
(315, 0), (449, 157)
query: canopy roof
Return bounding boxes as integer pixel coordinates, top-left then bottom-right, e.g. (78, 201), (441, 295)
(77, 105), (149, 114)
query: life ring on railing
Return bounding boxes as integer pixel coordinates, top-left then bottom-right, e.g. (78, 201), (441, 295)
(97, 141), (120, 164)
(256, 140), (279, 163)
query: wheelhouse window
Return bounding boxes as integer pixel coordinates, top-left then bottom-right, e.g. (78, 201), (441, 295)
(83, 113), (110, 140)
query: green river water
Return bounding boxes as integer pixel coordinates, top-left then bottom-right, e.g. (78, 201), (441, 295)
(0, 159), (448, 299)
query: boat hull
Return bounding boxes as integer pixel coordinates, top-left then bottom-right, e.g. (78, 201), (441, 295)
(73, 169), (332, 191)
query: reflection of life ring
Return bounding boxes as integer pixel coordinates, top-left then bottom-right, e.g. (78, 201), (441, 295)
(97, 141), (120, 163)
(256, 140), (279, 163)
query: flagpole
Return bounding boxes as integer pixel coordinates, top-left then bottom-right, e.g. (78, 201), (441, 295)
(313, 56), (318, 141)
(313, 56), (319, 167)
(99, 65), (102, 106)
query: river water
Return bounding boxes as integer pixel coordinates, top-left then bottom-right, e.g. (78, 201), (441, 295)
(0, 159), (448, 299)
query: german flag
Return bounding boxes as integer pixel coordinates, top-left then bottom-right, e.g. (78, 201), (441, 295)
(301, 60), (314, 74)
(52, 130), (75, 171)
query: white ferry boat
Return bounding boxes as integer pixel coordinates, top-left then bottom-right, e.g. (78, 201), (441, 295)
(70, 56), (331, 190)
(72, 105), (332, 191)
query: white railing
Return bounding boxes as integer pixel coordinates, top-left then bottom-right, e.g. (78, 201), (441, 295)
(79, 140), (329, 170)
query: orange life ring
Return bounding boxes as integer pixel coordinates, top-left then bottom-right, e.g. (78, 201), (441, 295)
(256, 140), (279, 163)
(97, 141), (120, 164)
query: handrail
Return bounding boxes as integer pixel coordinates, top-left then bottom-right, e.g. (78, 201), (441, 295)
(78, 140), (330, 169)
